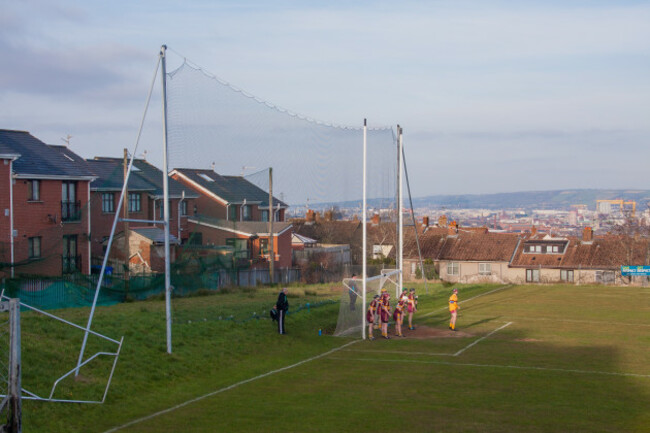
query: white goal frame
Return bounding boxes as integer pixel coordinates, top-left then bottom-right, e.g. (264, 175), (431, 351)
(342, 268), (401, 339)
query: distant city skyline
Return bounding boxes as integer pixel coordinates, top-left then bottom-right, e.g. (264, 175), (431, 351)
(2, 1), (649, 197)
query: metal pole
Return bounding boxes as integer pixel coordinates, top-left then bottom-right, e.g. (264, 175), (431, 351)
(398, 125), (404, 295)
(402, 137), (428, 293)
(161, 45), (173, 354)
(76, 50), (162, 375)
(8, 298), (21, 433)
(362, 119), (367, 340)
(9, 160), (14, 279)
(269, 167), (275, 284)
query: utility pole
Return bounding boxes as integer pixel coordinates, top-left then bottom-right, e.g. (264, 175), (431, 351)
(123, 148), (130, 297)
(269, 168), (275, 284)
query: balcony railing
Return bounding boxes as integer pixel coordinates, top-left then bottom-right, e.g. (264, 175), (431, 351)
(62, 254), (81, 274)
(61, 201), (82, 222)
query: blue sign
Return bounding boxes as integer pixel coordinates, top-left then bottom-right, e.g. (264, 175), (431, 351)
(621, 266), (650, 276)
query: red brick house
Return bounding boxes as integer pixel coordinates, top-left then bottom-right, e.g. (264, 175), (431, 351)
(170, 168), (291, 269)
(0, 130), (96, 277)
(86, 157), (199, 270)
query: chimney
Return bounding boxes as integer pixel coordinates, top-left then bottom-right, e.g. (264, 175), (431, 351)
(531, 225), (537, 235)
(314, 211), (322, 222)
(371, 214), (380, 226)
(438, 215), (448, 228)
(324, 210), (333, 222)
(306, 209), (315, 222)
(422, 216), (430, 227)
(448, 220), (458, 235)
(583, 226), (593, 242)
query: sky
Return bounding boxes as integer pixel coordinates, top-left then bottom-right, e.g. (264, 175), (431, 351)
(2, 0), (650, 198)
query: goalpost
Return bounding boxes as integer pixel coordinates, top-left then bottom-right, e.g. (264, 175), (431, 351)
(0, 298), (20, 433)
(334, 269), (400, 338)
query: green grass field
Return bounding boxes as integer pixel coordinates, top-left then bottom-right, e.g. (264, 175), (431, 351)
(15, 282), (650, 432)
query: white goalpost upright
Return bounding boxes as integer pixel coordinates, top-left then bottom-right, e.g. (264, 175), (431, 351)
(362, 119), (367, 340)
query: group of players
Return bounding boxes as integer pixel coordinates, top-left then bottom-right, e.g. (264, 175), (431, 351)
(366, 288), (418, 340)
(365, 287), (460, 340)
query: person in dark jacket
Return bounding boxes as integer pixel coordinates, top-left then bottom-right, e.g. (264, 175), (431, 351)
(274, 287), (289, 334)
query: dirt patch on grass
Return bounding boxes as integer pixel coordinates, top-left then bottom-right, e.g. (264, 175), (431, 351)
(398, 324), (472, 339)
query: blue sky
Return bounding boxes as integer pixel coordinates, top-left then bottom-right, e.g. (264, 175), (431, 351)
(2, 0), (649, 197)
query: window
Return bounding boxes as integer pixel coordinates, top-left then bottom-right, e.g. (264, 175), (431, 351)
(227, 238), (249, 259)
(158, 201), (172, 219)
(28, 237), (41, 258)
(242, 205), (252, 221)
(62, 235), (79, 274)
(128, 193), (141, 213)
(187, 232), (202, 246)
(260, 238), (269, 256)
(102, 193), (115, 213)
(228, 205), (237, 221)
(180, 201), (188, 216)
(526, 269), (540, 282)
(61, 181), (80, 222)
(535, 245), (542, 253)
(261, 210), (269, 222)
(479, 263), (491, 275)
(560, 269), (574, 282)
(595, 271), (615, 285)
(447, 262), (459, 276)
(28, 180), (40, 201)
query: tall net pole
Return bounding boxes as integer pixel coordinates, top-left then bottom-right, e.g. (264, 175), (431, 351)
(362, 119), (367, 340)
(395, 125), (404, 296)
(161, 45), (173, 354)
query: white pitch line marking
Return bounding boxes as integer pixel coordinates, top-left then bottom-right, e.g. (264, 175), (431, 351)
(453, 322), (512, 356)
(329, 356), (650, 379)
(101, 340), (359, 433)
(344, 321), (513, 358)
(420, 285), (512, 318)
(344, 349), (455, 357)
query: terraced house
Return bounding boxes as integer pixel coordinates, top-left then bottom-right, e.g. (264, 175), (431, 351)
(0, 129), (95, 277)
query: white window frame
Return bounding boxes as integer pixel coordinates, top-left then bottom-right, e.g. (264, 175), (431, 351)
(447, 262), (459, 276)
(479, 263), (491, 275)
(102, 193), (115, 213)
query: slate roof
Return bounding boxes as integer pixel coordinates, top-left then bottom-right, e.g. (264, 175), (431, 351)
(131, 227), (179, 244)
(88, 157), (199, 198)
(172, 168), (287, 207)
(86, 159), (154, 192)
(0, 129), (95, 179)
(188, 215), (292, 237)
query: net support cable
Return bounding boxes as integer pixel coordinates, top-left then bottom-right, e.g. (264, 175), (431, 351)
(401, 138), (428, 293)
(76, 48), (164, 375)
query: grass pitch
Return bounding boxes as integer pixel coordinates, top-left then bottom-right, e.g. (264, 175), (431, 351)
(17, 283), (650, 432)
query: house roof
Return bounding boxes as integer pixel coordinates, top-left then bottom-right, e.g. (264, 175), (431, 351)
(86, 158), (155, 192)
(291, 220), (361, 245)
(131, 227), (180, 244)
(510, 235), (650, 270)
(0, 129), (95, 179)
(438, 232), (521, 262)
(292, 233), (317, 245)
(87, 157), (199, 198)
(188, 215), (292, 237)
(172, 168), (287, 208)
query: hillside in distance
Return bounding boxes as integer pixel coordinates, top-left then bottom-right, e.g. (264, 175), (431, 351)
(410, 189), (650, 210)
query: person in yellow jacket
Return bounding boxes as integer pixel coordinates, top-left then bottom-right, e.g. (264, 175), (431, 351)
(449, 288), (459, 331)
